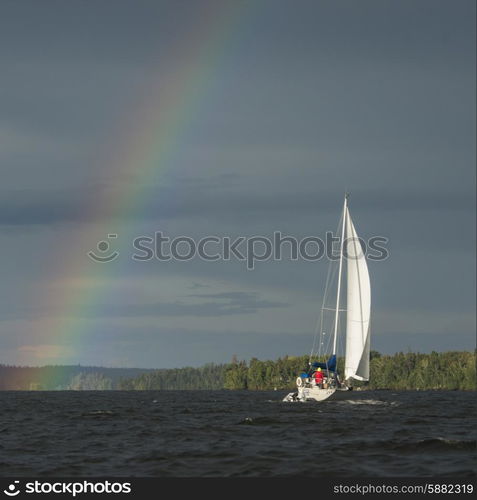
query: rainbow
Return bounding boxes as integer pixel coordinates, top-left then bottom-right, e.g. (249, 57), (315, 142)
(21, 1), (254, 379)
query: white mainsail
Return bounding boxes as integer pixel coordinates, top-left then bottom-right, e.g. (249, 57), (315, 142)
(344, 207), (371, 381)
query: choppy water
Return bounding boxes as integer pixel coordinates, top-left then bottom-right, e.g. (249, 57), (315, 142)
(0, 390), (475, 477)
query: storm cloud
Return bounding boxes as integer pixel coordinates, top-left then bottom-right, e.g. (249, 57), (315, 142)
(0, 0), (474, 367)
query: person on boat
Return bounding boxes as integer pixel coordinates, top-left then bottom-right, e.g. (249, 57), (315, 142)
(314, 367), (324, 388)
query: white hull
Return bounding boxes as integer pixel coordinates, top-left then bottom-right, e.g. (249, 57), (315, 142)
(283, 386), (360, 402)
(298, 386), (336, 401)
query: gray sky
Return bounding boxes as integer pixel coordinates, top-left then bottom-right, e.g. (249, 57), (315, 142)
(0, 0), (475, 368)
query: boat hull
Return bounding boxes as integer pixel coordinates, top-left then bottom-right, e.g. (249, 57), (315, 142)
(283, 386), (365, 402)
(298, 386), (336, 401)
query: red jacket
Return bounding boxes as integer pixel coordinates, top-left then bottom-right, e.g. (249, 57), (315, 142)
(314, 371), (324, 383)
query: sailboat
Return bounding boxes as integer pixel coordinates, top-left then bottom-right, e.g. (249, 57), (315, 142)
(283, 194), (371, 402)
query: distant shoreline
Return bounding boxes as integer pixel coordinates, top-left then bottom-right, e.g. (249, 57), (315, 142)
(0, 387), (476, 391)
(1, 350), (475, 391)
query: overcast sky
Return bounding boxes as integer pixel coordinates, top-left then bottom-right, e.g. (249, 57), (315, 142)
(0, 0), (475, 368)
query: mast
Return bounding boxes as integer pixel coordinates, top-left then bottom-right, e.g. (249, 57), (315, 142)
(332, 193), (348, 355)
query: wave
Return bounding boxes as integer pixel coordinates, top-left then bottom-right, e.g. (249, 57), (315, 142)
(399, 438), (476, 452)
(80, 410), (116, 418)
(338, 399), (399, 406)
(353, 437), (476, 453)
(237, 416), (281, 426)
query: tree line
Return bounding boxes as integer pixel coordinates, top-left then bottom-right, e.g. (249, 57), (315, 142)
(0, 365), (154, 390)
(0, 351), (474, 390)
(117, 363), (226, 390)
(221, 351), (476, 391)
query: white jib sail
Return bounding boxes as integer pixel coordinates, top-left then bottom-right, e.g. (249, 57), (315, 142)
(344, 207), (371, 381)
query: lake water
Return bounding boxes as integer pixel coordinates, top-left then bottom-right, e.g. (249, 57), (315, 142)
(0, 390), (475, 477)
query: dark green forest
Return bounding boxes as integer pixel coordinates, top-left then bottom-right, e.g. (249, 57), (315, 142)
(219, 350), (476, 391)
(0, 351), (475, 390)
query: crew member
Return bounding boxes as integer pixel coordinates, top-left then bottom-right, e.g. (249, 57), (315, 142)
(314, 367), (324, 388)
